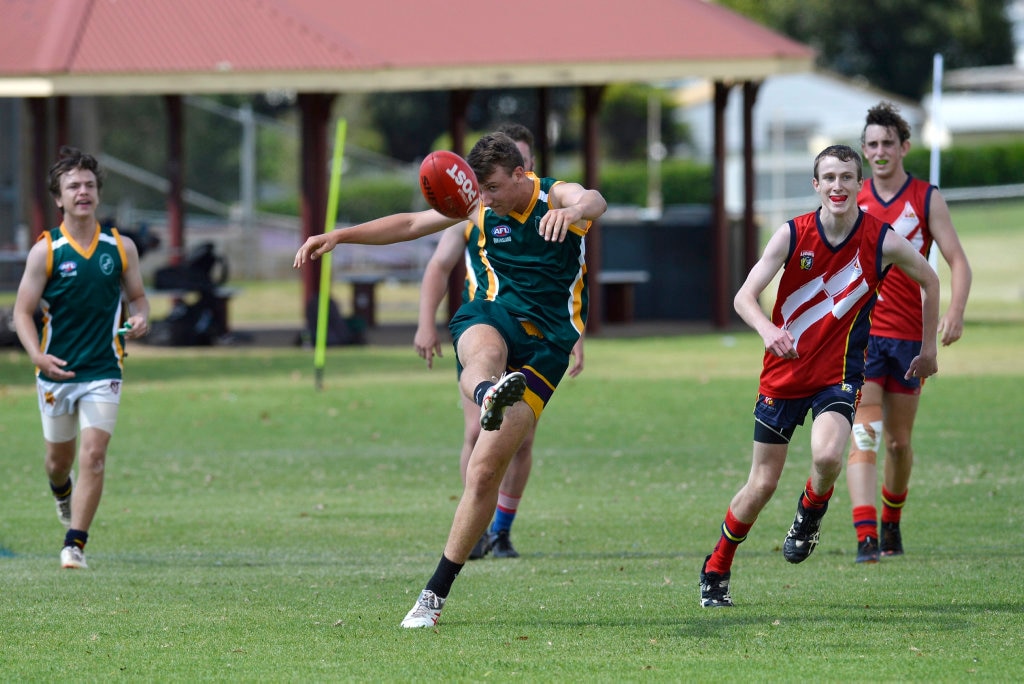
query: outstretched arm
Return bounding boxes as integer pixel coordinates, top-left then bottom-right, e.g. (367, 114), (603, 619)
(294, 209), (461, 268)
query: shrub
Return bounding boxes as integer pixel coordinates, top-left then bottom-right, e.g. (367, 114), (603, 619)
(260, 175), (420, 224)
(904, 139), (1024, 187)
(563, 159), (713, 206)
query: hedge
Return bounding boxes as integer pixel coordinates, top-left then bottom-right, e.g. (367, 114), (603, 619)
(904, 139), (1024, 188)
(260, 175), (422, 225)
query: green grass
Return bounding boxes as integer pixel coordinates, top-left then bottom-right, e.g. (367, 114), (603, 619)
(1, 325), (1022, 681)
(0, 198), (1021, 680)
(940, 199), (1024, 323)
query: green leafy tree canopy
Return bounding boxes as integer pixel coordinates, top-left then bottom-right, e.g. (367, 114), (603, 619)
(717, 0), (1015, 99)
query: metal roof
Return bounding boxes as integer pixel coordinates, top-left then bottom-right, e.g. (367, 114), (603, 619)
(0, 0), (814, 96)
(944, 65), (1024, 92)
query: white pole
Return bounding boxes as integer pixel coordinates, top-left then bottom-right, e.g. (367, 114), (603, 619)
(240, 103), (256, 231)
(928, 53), (943, 270)
(646, 91), (664, 217)
(770, 112), (784, 230)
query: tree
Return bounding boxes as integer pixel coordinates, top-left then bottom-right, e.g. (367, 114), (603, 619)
(599, 84), (689, 161)
(367, 91), (451, 162)
(367, 88), (580, 161)
(98, 94), (301, 217)
(716, 0), (1015, 99)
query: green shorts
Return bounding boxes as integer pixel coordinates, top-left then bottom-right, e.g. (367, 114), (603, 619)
(449, 298), (571, 419)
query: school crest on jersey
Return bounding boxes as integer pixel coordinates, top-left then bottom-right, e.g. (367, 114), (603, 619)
(799, 251), (814, 270)
(100, 253), (116, 275)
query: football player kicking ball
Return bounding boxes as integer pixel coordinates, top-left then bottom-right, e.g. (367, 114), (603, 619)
(294, 132), (606, 627)
(414, 123), (584, 562)
(698, 144), (939, 608)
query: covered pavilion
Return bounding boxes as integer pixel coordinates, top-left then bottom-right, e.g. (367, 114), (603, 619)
(0, 0), (814, 329)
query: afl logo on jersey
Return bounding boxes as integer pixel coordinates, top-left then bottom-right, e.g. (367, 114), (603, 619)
(491, 224), (512, 243)
(57, 260), (78, 278)
(100, 253), (115, 275)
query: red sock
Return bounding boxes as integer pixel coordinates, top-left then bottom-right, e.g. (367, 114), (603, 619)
(801, 478), (833, 509)
(706, 509), (754, 575)
(881, 487), (907, 524)
(852, 504), (878, 542)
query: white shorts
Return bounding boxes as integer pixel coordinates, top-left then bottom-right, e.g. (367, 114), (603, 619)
(37, 378), (122, 442)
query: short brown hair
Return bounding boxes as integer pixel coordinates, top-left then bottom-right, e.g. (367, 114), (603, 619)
(48, 146), (103, 198)
(862, 101), (911, 144)
(467, 132), (525, 180)
(813, 144), (863, 181)
(497, 122), (534, 150)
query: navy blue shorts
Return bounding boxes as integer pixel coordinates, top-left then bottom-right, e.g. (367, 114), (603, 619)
(864, 335), (923, 395)
(752, 382), (861, 444)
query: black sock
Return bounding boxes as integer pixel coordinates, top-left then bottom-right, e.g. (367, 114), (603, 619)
(64, 529), (88, 550)
(425, 555), (464, 599)
(51, 478), (72, 499)
(473, 381), (494, 406)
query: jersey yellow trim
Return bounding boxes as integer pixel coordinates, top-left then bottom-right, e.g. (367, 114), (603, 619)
(111, 227), (129, 271)
(59, 222), (101, 259)
(508, 173), (542, 224)
(571, 270), (586, 332)
(40, 231), (54, 279)
(511, 175), (591, 237)
(567, 220), (591, 238)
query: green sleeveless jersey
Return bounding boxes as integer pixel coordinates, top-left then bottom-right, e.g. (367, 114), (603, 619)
(464, 174), (590, 353)
(38, 223), (129, 382)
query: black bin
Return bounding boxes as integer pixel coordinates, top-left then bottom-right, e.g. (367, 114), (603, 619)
(599, 205), (714, 321)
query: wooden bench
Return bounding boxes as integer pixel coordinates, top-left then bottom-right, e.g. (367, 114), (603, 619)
(597, 269), (650, 323)
(343, 271), (422, 327)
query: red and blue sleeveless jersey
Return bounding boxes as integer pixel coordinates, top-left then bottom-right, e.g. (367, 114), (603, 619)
(759, 209), (891, 399)
(858, 175), (934, 341)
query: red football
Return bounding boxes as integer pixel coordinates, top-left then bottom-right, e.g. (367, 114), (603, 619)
(419, 150), (479, 219)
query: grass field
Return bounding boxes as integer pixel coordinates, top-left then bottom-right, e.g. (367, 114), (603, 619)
(0, 200), (1022, 681)
(1, 327), (1022, 680)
